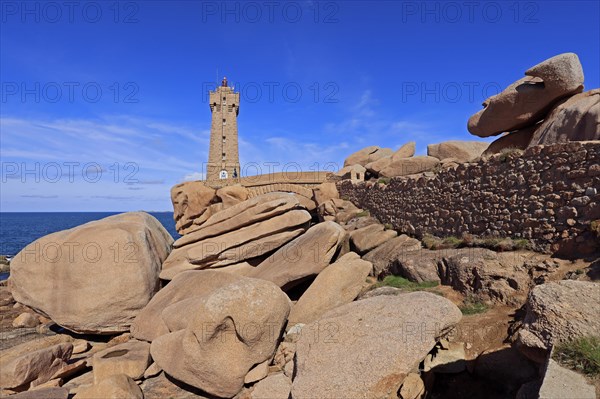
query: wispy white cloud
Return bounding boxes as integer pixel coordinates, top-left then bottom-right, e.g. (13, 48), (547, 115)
(183, 172), (205, 181)
(0, 115), (212, 211)
(0, 116), (206, 176)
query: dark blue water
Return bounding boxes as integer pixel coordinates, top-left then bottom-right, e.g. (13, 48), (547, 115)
(0, 212), (179, 258)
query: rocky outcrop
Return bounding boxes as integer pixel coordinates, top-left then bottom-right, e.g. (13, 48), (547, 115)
(215, 185), (249, 208)
(517, 280), (600, 363)
(482, 125), (537, 157)
(342, 215), (380, 231)
(468, 53), (584, 137)
(349, 223), (397, 254)
(379, 156), (440, 178)
(427, 141), (489, 162)
(287, 252), (372, 326)
(484, 89), (599, 159)
(0, 342), (73, 390)
(171, 181), (216, 235)
(365, 142), (416, 175)
(9, 212), (173, 334)
(529, 89), (600, 146)
(173, 192), (305, 248)
(385, 248), (446, 283)
(249, 221), (346, 289)
(317, 198), (362, 223)
(160, 193), (311, 280)
(365, 156), (393, 175)
(311, 182), (339, 207)
(344, 146), (393, 167)
(292, 293), (462, 398)
(131, 270), (243, 342)
(440, 249), (534, 305)
(150, 275), (290, 398)
(73, 374), (143, 399)
(393, 141), (417, 159)
(362, 234), (422, 277)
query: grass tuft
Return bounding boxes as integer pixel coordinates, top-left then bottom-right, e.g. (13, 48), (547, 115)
(422, 234), (462, 250)
(376, 275), (438, 291)
(553, 336), (600, 377)
(459, 296), (488, 315)
(422, 234), (530, 251)
(355, 210), (370, 218)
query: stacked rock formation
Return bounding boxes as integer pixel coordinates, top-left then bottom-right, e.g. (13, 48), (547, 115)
(161, 192), (312, 280)
(339, 139), (490, 181)
(1, 52), (598, 399)
(468, 53), (599, 155)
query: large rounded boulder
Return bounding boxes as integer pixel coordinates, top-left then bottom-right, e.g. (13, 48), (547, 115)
(149, 273), (290, 398)
(529, 89), (600, 146)
(9, 212), (173, 334)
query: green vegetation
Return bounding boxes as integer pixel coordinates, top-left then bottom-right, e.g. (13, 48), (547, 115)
(383, 223), (394, 230)
(376, 275), (439, 291)
(554, 336), (600, 377)
(459, 296), (488, 315)
(513, 238), (530, 250)
(422, 234), (530, 252)
(377, 177), (390, 185)
(443, 236), (462, 247)
(422, 234), (462, 250)
(355, 210), (370, 218)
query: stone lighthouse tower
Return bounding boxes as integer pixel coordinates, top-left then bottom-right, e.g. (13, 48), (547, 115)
(206, 77), (240, 185)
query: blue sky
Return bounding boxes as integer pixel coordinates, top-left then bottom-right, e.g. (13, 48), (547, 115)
(1, 0), (599, 211)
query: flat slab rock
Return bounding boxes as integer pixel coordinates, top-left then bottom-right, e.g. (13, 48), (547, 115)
(349, 223), (397, 255)
(292, 292), (462, 398)
(538, 359), (596, 399)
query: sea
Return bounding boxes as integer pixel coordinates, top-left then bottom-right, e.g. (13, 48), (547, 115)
(0, 212), (179, 281)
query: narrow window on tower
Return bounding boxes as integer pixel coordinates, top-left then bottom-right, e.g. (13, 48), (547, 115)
(222, 119), (226, 125)
(222, 153), (226, 160)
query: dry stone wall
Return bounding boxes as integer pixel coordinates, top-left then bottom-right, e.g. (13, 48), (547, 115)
(337, 141), (600, 256)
